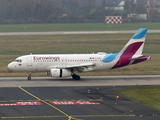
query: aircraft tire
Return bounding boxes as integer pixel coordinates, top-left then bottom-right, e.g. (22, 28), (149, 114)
(28, 77), (31, 80)
(76, 75), (81, 80)
(72, 74), (81, 80)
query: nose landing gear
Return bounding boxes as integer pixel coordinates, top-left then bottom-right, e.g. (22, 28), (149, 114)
(27, 73), (32, 80)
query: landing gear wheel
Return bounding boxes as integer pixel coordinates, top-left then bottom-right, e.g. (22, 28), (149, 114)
(72, 74), (81, 80)
(27, 73), (32, 80)
(28, 77), (31, 80)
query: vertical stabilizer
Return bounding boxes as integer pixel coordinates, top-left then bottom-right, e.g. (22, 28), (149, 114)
(119, 28), (148, 56)
(112, 28), (149, 69)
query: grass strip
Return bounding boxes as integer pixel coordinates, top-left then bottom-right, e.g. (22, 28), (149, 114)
(0, 33), (159, 76)
(0, 23), (160, 32)
(116, 86), (160, 110)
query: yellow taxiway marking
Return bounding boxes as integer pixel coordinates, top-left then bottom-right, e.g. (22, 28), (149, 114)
(18, 86), (80, 120)
(1, 114), (136, 119)
(72, 115), (136, 117)
(0, 99), (102, 103)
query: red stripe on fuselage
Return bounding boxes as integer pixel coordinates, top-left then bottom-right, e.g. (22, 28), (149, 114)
(112, 42), (143, 69)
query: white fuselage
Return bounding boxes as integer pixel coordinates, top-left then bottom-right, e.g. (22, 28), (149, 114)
(8, 53), (117, 73)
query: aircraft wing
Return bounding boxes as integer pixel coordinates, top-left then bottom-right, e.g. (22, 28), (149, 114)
(63, 62), (95, 69)
(47, 62), (95, 72)
(64, 62), (96, 72)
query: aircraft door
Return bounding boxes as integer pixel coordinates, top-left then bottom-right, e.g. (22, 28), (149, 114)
(27, 56), (32, 66)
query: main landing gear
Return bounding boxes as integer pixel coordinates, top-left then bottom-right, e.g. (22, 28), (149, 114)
(27, 73), (32, 80)
(70, 68), (81, 80)
(72, 74), (81, 80)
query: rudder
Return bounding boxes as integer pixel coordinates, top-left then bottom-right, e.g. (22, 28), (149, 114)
(119, 28), (148, 56)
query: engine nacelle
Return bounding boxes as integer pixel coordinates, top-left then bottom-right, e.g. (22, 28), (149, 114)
(50, 69), (71, 78)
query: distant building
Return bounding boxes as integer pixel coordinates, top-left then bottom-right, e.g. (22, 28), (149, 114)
(105, 1), (125, 11)
(127, 13), (147, 20)
(147, 0), (160, 17)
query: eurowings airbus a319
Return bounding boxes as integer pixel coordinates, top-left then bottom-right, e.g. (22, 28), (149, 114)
(8, 28), (150, 80)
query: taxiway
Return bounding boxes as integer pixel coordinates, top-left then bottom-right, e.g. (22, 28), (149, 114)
(0, 30), (160, 36)
(0, 75), (160, 87)
(0, 76), (159, 120)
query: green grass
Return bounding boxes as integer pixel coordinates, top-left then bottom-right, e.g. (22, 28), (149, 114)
(0, 33), (160, 76)
(0, 23), (160, 32)
(117, 86), (160, 110)
(1, 33), (159, 55)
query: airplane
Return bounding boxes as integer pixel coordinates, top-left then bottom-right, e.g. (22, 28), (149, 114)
(8, 28), (150, 80)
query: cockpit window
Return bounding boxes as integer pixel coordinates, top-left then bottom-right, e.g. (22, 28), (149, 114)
(14, 59), (22, 62)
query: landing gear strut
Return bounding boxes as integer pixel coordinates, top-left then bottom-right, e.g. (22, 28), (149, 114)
(28, 73), (32, 80)
(72, 74), (81, 80)
(70, 69), (81, 80)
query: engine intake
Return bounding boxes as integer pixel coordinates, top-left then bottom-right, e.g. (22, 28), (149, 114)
(50, 69), (71, 78)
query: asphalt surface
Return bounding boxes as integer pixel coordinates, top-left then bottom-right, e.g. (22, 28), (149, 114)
(0, 75), (160, 87)
(0, 30), (160, 36)
(0, 76), (160, 120)
(1, 29), (160, 120)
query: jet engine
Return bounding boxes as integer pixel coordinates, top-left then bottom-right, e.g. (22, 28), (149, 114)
(50, 69), (71, 78)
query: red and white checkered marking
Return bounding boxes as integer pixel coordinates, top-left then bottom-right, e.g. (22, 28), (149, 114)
(106, 16), (122, 24)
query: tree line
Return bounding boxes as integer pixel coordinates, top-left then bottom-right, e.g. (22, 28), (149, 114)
(0, 0), (63, 24)
(0, 0), (105, 24)
(0, 0), (159, 24)
(0, 0), (118, 24)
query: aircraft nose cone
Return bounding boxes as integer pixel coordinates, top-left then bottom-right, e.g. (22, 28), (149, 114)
(8, 63), (14, 71)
